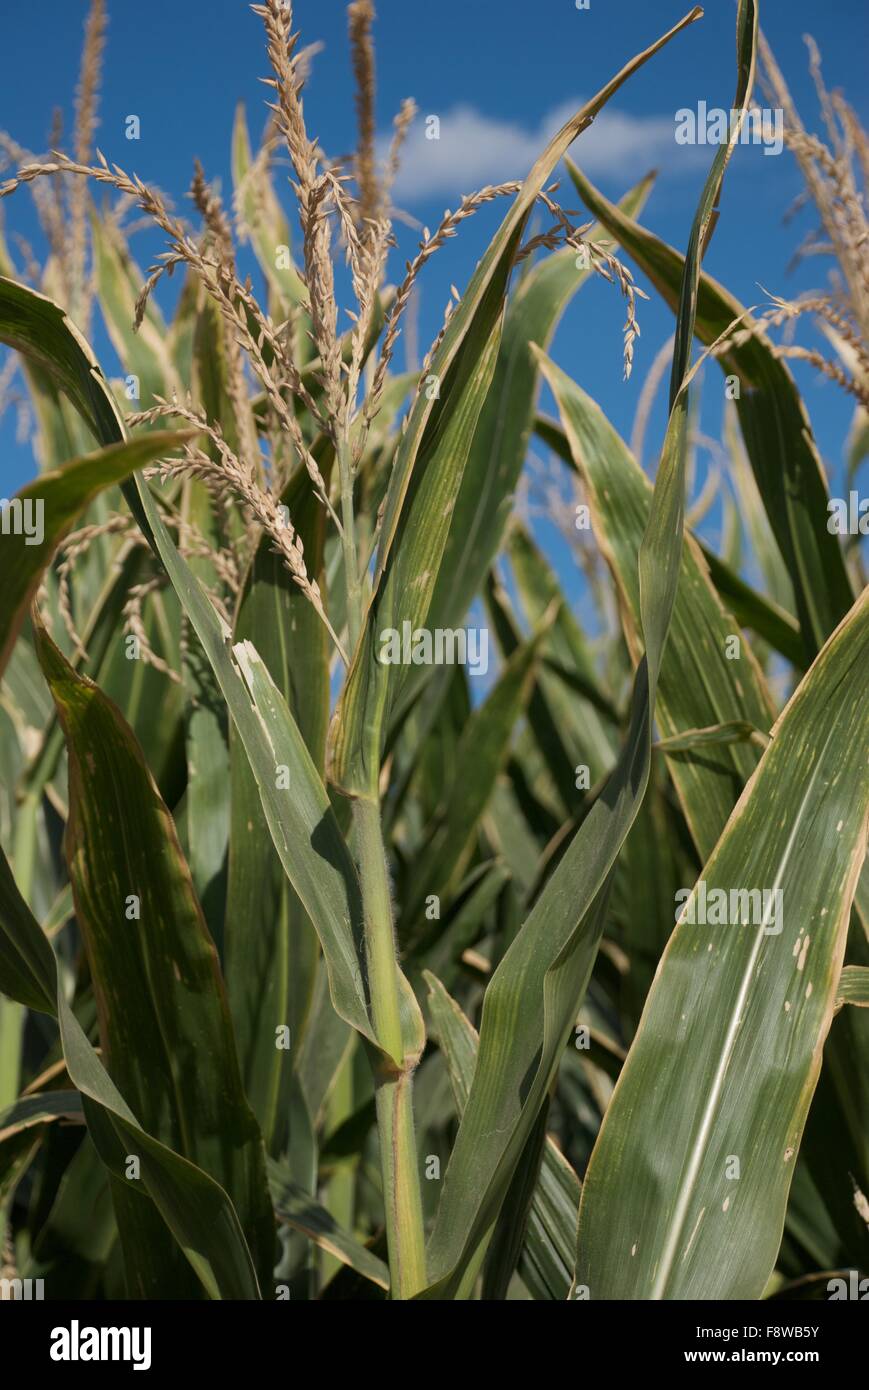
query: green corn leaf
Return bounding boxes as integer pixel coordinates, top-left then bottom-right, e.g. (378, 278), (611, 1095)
(481, 1099), (551, 1301)
(534, 409), (806, 669)
(33, 618), (276, 1294)
(62, 1013), (262, 1301)
(836, 965), (869, 1008)
(799, 989), (869, 1268)
(483, 572), (578, 820)
(0, 275), (124, 446)
(0, 273), (412, 1067)
(486, 769), (559, 898)
(0, 998), (22, 1111)
(179, 501), (230, 934)
(268, 1156), (389, 1291)
(574, 588), (869, 1299)
(41, 882), (75, 938)
(89, 212), (176, 406)
(182, 649), (230, 934)
(76, 554), (185, 790)
(0, 1133), (39, 1208)
(654, 721), (768, 753)
(0, 1090), (84, 1141)
(122, 452), (390, 1063)
(0, 272), (168, 565)
(192, 288), (255, 464)
(0, 838), (57, 1014)
(296, 972), (353, 1126)
(329, 311), (504, 798)
(611, 759), (691, 1033)
(508, 521), (620, 733)
(0, 235), (93, 472)
(416, 860), (511, 991)
(23, 1133), (116, 1300)
(519, 1124), (584, 1302)
(182, 283), (261, 923)
(723, 403), (795, 619)
(21, 540), (183, 816)
(697, 543), (805, 670)
(130, 473), (396, 1063)
(401, 621), (548, 928)
(565, 159), (855, 661)
(0, 833), (262, 1299)
(426, 172), (656, 642)
(494, 528), (620, 820)
(775, 1159), (843, 1277)
(540, 364), (776, 860)
(545, 353), (868, 1267)
(329, 8), (703, 799)
(809, 900), (869, 1254)
(232, 639), (424, 1068)
(225, 458), (331, 1151)
(545, 358), (868, 1272)
(424, 971), (580, 1302)
(374, 12), (701, 586)
(417, 0), (757, 1297)
(0, 430), (194, 679)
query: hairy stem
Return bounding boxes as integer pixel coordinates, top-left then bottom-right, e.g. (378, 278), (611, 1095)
(374, 1068), (427, 1300)
(354, 796), (404, 1061)
(354, 795), (426, 1297)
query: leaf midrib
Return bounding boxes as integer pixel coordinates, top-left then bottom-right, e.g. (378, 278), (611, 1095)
(651, 723), (835, 1298)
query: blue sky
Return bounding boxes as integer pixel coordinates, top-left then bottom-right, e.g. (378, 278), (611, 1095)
(2, 0), (867, 617)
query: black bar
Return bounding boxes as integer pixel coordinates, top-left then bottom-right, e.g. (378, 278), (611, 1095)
(4, 1292), (864, 1375)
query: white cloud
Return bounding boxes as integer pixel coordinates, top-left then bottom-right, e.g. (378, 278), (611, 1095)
(382, 99), (694, 203)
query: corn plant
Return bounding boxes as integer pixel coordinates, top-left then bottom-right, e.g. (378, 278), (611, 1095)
(0, 0), (866, 1302)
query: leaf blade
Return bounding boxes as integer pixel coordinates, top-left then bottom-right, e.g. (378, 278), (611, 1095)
(575, 590), (869, 1299)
